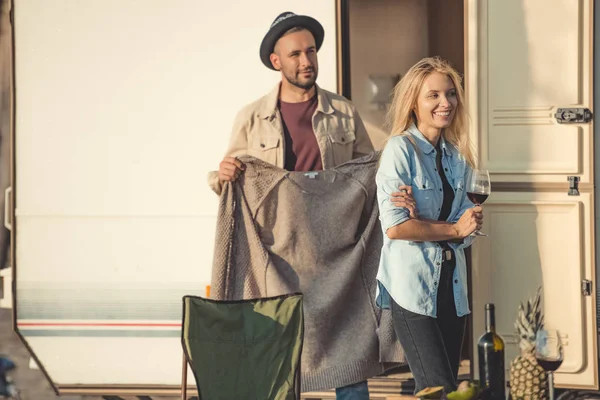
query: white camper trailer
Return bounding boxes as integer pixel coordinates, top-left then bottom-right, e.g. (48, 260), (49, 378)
(1, 0), (598, 398)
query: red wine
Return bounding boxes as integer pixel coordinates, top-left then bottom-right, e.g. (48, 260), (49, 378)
(478, 304), (505, 400)
(536, 358), (563, 372)
(468, 192), (489, 205)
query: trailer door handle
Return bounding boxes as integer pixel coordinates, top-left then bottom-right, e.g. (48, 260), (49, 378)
(4, 187), (12, 231)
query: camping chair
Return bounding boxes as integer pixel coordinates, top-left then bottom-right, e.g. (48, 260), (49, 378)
(180, 293), (304, 400)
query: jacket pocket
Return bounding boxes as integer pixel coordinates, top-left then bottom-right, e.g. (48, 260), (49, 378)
(248, 135), (280, 165)
(329, 130), (356, 144)
(250, 135), (279, 150)
(328, 130), (356, 165)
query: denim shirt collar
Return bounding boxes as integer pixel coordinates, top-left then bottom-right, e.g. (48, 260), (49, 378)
(406, 123), (453, 158)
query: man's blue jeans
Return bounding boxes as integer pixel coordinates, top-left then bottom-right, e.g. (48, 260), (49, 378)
(335, 380), (370, 400)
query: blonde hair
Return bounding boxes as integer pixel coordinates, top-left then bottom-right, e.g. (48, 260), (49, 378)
(385, 56), (476, 168)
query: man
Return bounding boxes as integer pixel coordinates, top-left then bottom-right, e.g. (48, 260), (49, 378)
(209, 12), (376, 400)
(208, 12), (373, 195)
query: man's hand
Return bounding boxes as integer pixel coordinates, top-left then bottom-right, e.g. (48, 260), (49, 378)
(453, 206), (483, 238)
(391, 185), (418, 219)
(218, 157), (245, 183)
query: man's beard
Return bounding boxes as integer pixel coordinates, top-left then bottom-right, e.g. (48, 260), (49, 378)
(283, 68), (318, 90)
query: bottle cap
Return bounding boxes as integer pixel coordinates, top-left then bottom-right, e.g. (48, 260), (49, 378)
(485, 303), (495, 310)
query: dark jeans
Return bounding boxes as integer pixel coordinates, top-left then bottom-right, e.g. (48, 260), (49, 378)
(335, 380), (369, 400)
(390, 255), (466, 394)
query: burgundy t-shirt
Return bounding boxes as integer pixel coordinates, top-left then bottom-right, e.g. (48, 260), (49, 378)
(278, 95), (322, 172)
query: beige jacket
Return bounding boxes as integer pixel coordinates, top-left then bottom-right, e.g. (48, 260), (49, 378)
(208, 84), (374, 194)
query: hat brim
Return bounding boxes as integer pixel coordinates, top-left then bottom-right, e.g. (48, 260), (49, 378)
(259, 15), (324, 70)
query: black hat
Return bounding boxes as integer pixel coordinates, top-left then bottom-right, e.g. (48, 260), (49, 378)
(259, 12), (325, 70)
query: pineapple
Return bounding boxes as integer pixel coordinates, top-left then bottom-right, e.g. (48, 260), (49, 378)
(509, 287), (548, 400)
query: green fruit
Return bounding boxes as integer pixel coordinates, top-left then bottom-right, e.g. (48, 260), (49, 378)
(416, 386), (445, 399)
(457, 381), (471, 392)
(446, 381), (479, 400)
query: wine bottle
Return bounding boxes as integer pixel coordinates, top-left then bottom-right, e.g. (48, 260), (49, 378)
(478, 303), (506, 400)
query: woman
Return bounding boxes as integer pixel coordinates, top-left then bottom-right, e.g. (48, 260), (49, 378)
(375, 57), (483, 392)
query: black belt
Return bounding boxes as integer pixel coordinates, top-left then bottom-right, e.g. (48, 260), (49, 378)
(442, 248), (453, 261)
(437, 240), (454, 262)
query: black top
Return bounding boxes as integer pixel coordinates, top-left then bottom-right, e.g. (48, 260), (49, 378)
(436, 143), (455, 222)
(436, 142), (455, 253)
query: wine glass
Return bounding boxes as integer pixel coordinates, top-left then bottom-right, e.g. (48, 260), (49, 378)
(467, 169), (491, 237)
(535, 329), (563, 400)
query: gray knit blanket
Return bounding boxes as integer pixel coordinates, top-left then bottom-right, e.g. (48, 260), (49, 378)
(211, 152), (404, 392)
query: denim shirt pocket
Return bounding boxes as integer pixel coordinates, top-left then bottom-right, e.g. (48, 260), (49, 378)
(412, 175), (435, 219)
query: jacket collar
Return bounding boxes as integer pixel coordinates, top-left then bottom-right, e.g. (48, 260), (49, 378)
(406, 123), (453, 158)
(259, 83), (334, 119)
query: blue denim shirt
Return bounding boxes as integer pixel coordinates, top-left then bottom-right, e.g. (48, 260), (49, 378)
(375, 124), (474, 318)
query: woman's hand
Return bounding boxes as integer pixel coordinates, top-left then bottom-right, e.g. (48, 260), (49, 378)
(454, 206), (483, 238)
(391, 185), (418, 219)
